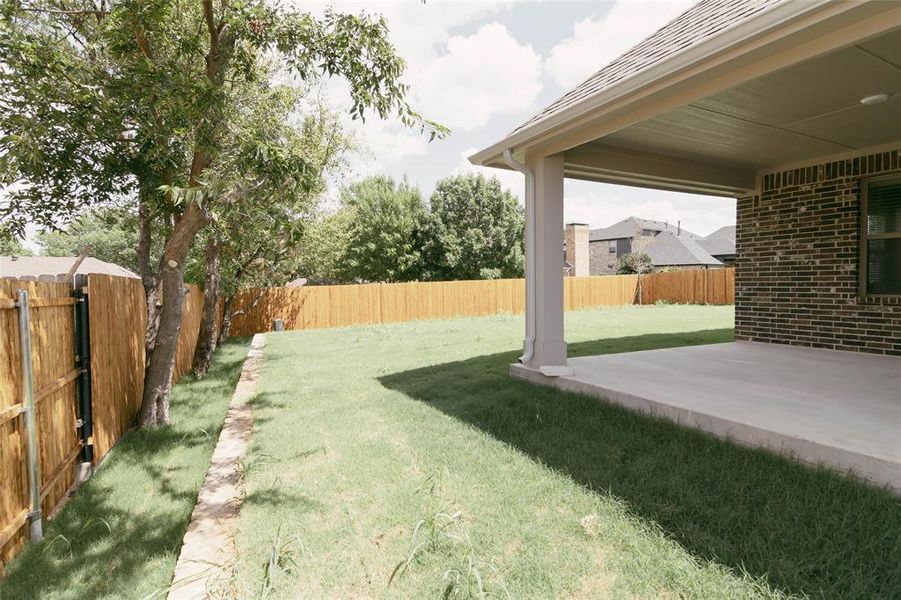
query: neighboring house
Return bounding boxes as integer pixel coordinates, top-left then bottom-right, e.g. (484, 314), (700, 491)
(644, 230), (724, 270)
(584, 216), (722, 274)
(471, 1), (901, 489)
(0, 256), (140, 281)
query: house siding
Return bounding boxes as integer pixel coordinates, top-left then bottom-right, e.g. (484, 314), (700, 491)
(736, 148), (901, 356)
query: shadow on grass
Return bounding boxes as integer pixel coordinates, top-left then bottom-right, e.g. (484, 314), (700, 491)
(0, 339), (250, 600)
(379, 330), (901, 599)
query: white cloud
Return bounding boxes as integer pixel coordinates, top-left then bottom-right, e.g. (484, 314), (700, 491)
(412, 23), (543, 131)
(299, 1), (515, 72)
(563, 181), (735, 237)
(545, 0), (694, 89)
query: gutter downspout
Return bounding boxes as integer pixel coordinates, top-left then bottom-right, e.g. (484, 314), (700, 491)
(504, 149), (535, 364)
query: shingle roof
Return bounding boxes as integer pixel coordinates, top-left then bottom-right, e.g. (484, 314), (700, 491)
(588, 216), (698, 242)
(645, 231), (723, 266)
(696, 237), (735, 257)
(704, 225), (736, 240)
(0, 256), (140, 280)
(513, 0), (781, 135)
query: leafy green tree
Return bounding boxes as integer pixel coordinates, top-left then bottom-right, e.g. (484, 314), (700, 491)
(190, 101), (349, 376)
(1, 1), (443, 425)
(0, 236), (32, 256)
(293, 208), (354, 284)
(36, 208), (143, 272)
(339, 176), (425, 283)
(419, 174), (524, 281)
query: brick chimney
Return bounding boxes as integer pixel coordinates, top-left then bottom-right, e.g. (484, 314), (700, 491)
(564, 223), (590, 277)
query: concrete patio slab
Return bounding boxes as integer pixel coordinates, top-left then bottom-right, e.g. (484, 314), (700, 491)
(511, 341), (901, 491)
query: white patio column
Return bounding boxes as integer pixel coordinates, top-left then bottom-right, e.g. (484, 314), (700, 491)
(525, 152), (568, 371)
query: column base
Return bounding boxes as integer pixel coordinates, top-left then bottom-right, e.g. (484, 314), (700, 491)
(523, 340), (568, 370)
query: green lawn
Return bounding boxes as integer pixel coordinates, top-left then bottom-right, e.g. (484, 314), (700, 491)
(0, 340), (250, 600)
(230, 305), (901, 599)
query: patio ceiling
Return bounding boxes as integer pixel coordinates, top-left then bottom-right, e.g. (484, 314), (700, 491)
(563, 25), (901, 196)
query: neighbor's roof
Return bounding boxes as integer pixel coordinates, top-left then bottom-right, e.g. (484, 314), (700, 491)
(0, 256), (140, 280)
(704, 225), (736, 240)
(588, 216), (698, 242)
(645, 231), (723, 266)
(514, 0), (781, 135)
(696, 237), (736, 257)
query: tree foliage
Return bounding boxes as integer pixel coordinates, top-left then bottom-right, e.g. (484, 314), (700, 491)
(0, 0), (443, 426)
(0, 0), (446, 237)
(419, 174), (524, 281)
(36, 207), (145, 272)
(616, 252), (654, 275)
(293, 208), (353, 284)
(0, 235), (32, 256)
(337, 176), (425, 283)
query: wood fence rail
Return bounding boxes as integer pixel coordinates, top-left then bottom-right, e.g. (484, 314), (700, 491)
(227, 267), (735, 337)
(0, 276), (202, 567)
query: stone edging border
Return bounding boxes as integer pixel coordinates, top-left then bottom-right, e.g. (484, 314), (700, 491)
(167, 333), (266, 599)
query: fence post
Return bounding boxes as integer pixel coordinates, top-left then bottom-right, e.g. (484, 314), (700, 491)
(73, 274), (94, 475)
(17, 289), (42, 543)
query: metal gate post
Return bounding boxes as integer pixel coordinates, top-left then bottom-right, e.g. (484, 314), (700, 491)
(73, 274), (94, 472)
(17, 289), (43, 543)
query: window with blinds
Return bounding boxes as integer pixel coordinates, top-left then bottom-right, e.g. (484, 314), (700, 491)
(861, 176), (901, 296)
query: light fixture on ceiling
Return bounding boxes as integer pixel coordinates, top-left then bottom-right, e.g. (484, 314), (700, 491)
(859, 94), (889, 106)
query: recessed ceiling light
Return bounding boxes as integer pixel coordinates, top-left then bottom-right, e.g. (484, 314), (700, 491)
(860, 94), (889, 105)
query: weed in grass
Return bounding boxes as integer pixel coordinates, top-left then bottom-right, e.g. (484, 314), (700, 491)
(390, 471), (463, 585)
(390, 470), (510, 599)
(41, 516), (113, 561)
(260, 524), (306, 599)
(41, 534), (73, 561)
(442, 547), (510, 600)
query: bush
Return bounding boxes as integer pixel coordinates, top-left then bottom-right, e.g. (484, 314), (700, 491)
(616, 253), (653, 275)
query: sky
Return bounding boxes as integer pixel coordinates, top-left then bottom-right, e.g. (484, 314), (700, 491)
(306, 0), (736, 237)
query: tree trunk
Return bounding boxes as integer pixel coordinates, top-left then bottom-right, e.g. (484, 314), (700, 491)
(140, 4), (230, 425)
(217, 295), (234, 345)
(140, 204), (207, 426)
(137, 193), (162, 363)
(191, 235), (221, 377)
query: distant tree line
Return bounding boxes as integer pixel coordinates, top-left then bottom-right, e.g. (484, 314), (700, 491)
(31, 171), (524, 287)
(298, 173), (524, 284)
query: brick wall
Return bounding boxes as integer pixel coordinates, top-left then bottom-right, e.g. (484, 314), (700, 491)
(736, 148), (901, 356)
(589, 241), (617, 275)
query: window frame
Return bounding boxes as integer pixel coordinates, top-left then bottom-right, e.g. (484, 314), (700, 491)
(859, 173), (901, 298)
(608, 240), (617, 254)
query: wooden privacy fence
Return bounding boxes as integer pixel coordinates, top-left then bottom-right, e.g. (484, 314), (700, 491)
(0, 275), (203, 566)
(227, 267), (735, 337)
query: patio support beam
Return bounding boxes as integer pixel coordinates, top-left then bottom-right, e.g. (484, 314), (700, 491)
(564, 144), (757, 197)
(526, 152), (568, 371)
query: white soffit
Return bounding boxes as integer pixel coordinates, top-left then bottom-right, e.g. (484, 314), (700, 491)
(595, 27), (901, 172)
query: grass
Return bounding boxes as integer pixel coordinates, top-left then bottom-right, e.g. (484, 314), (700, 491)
(231, 305), (901, 599)
(0, 339), (250, 600)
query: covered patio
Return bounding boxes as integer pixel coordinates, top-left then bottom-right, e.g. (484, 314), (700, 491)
(512, 341), (901, 491)
(472, 1), (901, 490)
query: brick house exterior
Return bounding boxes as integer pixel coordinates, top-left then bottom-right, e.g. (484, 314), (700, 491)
(586, 217), (726, 275)
(736, 149), (901, 356)
(588, 231), (658, 275)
